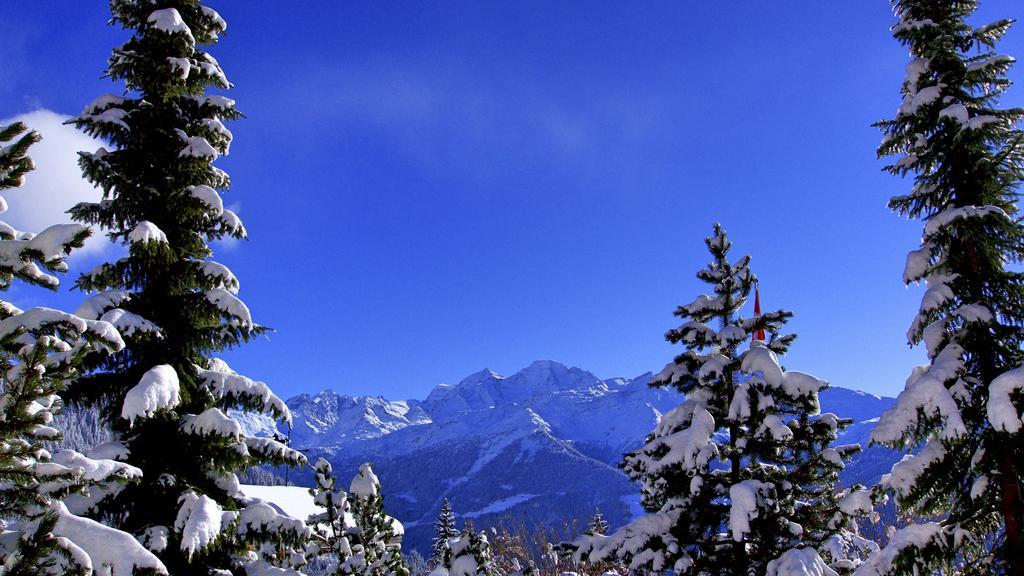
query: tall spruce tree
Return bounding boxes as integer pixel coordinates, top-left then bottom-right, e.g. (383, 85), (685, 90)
(432, 498), (459, 565)
(0, 122), (166, 575)
(64, 3), (309, 574)
(569, 225), (871, 575)
(863, 2), (1024, 575)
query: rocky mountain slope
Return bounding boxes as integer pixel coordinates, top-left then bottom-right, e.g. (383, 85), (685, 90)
(238, 360), (900, 554)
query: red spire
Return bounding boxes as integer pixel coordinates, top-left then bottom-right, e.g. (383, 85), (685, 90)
(753, 283), (766, 341)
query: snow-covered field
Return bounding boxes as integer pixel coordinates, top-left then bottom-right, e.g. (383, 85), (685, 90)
(240, 484), (320, 522)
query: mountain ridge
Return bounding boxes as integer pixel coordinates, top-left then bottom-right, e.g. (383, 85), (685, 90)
(237, 360), (898, 554)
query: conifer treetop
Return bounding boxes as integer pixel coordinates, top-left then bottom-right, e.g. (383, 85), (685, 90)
(569, 225), (861, 575)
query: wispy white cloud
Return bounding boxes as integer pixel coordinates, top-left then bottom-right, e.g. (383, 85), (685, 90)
(1, 109), (110, 254)
(276, 61), (673, 180)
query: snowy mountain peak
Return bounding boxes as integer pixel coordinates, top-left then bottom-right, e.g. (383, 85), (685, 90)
(513, 359), (596, 385)
(284, 391), (431, 447)
(460, 367), (504, 384)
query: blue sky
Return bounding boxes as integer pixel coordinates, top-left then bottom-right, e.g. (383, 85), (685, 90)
(2, 2), (1022, 399)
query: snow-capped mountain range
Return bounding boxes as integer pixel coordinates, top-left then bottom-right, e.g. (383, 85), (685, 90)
(237, 360), (900, 554)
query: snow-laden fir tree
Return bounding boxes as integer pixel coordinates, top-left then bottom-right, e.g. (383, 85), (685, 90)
(432, 498), (460, 565)
(0, 121), (166, 575)
(586, 507), (609, 536)
(308, 457), (357, 575)
(862, 1), (1024, 575)
(429, 528), (494, 576)
(64, 3), (310, 574)
(343, 463), (409, 576)
(569, 225), (872, 575)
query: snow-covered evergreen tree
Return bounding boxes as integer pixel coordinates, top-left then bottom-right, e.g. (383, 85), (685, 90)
(343, 463), (409, 576)
(429, 529), (494, 576)
(586, 507), (608, 536)
(308, 457), (356, 575)
(432, 498), (460, 565)
(64, 3), (309, 574)
(569, 225), (868, 574)
(0, 121), (166, 575)
(862, 1), (1024, 575)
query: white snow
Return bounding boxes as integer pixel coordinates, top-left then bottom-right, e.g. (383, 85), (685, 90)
(237, 501), (311, 539)
(902, 84), (943, 115)
(350, 463), (380, 497)
(121, 364), (181, 424)
(128, 221), (168, 245)
(147, 8), (193, 40)
(139, 526), (169, 553)
(89, 108), (130, 129)
(741, 344), (784, 387)
(49, 449), (142, 483)
(99, 308), (162, 337)
(988, 366), (1024, 433)
(220, 209), (246, 237)
(201, 6), (227, 33)
(853, 523), (944, 576)
(180, 136), (218, 159)
(918, 274), (956, 313)
(463, 494), (538, 518)
(83, 94), (127, 114)
(205, 288), (253, 327)
(167, 57), (190, 79)
(966, 54), (1014, 72)
(175, 491), (225, 559)
(879, 439), (947, 498)
(239, 484), (321, 523)
(197, 359), (290, 422)
(967, 115), (1000, 130)
(186, 185), (225, 216)
(729, 480), (767, 542)
(971, 475), (989, 500)
(697, 353), (730, 382)
(838, 489), (873, 516)
(953, 304), (993, 324)
(640, 401), (716, 476)
(198, 260), (240, 293)
(52, 501), (168, 576)
(75, 291), (130, 320)
(903, 58), (930, 90)
(767, 547), (837, 576)
(181, 407), (242, 439)
(872, 344), (966, 445)
(924, 205), (1005, 238)
(718, 325), (746, 345)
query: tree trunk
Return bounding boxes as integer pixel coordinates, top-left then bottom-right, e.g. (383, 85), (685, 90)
(999, 452), (1024, 576)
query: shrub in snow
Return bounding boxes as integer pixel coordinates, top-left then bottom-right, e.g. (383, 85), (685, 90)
(308, 459), (408, 576)
(62, 2), (308, 574)
(307, 457), (358, 574)
(0, 121), (165, 575)
(340, 463), (409, 576)
(866, 0), (1024, 574)
(586, 507), (609, 537)
(566, 225), (870, 574)
(430, 529), (494, 576)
